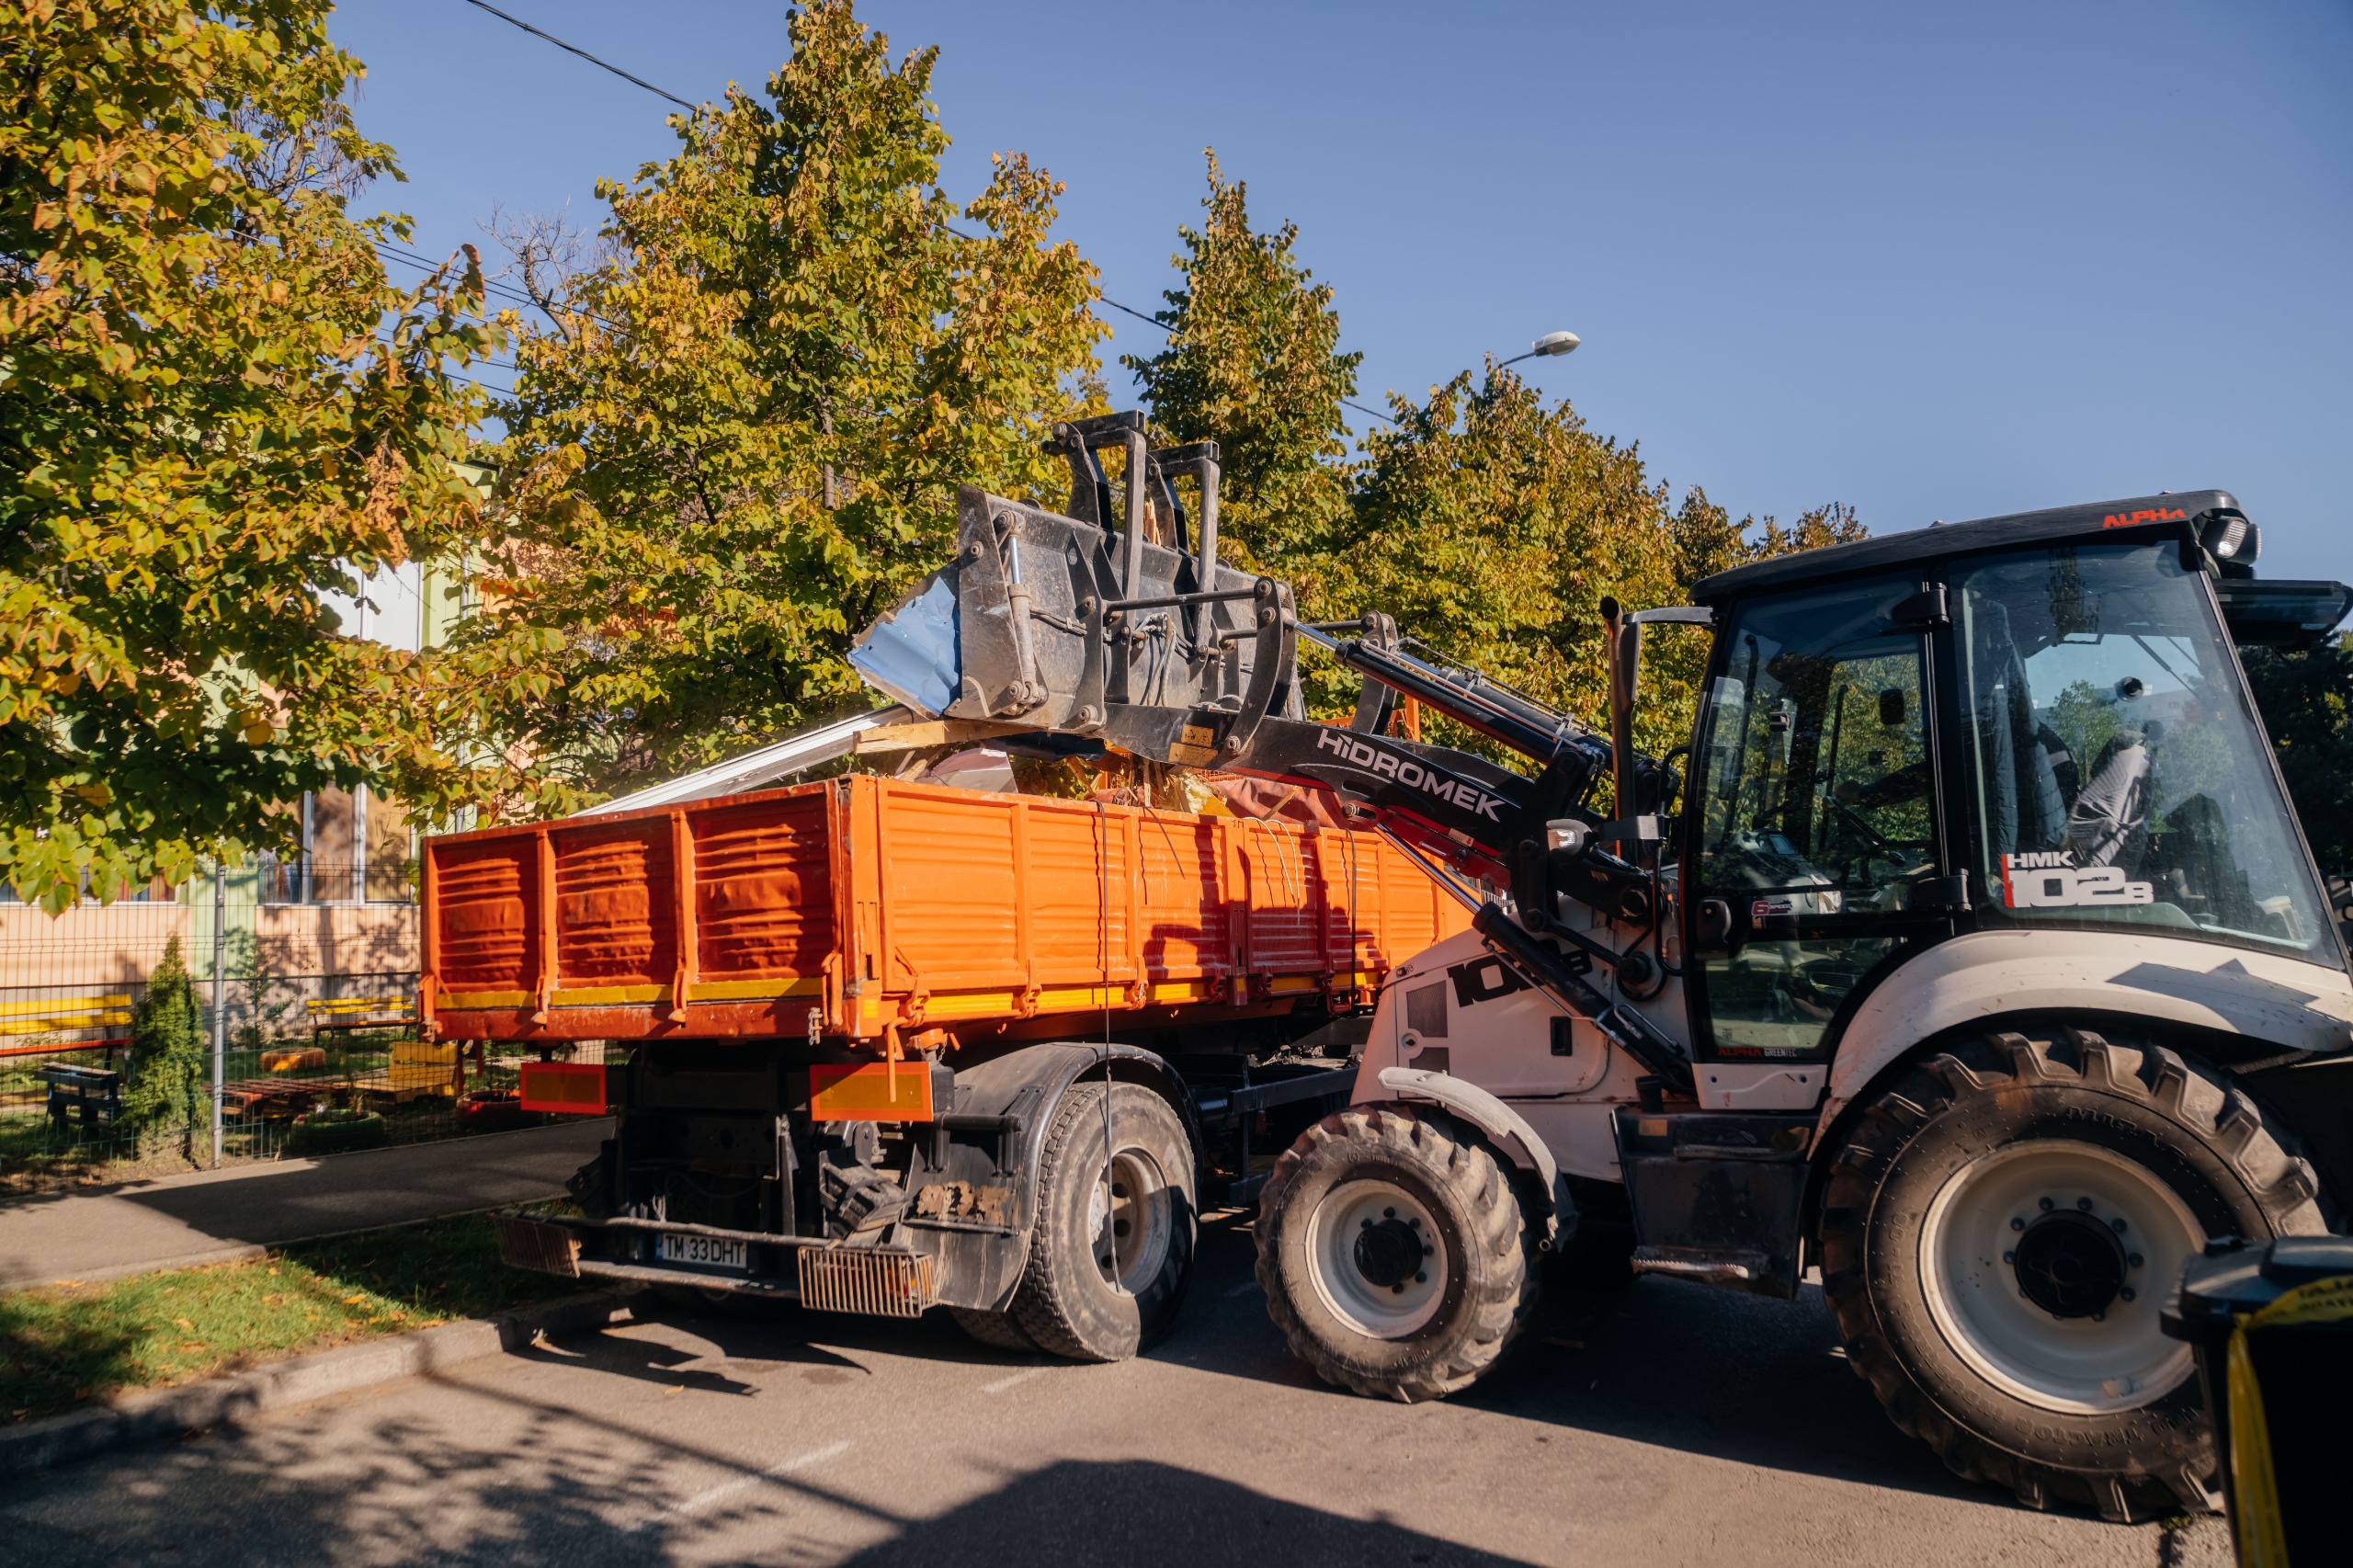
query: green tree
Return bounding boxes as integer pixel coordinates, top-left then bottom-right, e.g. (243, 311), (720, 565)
(2243, 633), (2353, 881)
(1124, 151), (1360, 568)
(457, 0), (1105, 800)
(1325, 367), (1688, 754)
(1667, 487), (1867, 589)
(0, 0), (506, 909)
(121, 934), (205, 1156)
(1119, 152), (1860, 781)
(1302, 369), (1863, 772)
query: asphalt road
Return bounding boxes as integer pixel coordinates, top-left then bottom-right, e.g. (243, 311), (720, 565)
(0, 1120), (613, 1290)
(0, 1213), (2228, 1567)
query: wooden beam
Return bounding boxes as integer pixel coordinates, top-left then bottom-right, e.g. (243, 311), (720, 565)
(851, 718), (1033, 756)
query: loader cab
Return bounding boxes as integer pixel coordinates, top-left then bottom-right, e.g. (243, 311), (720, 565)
(1678, 494), (2351, 1065)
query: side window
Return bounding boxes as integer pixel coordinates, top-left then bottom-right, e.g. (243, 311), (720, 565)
(1694, 578), (1941, 1058)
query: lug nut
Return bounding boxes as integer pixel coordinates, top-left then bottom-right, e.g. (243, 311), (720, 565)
(1384, 1208), (1396, 1219)
(2128, 1253), (2143, 1268)
(2111, 1218), (2127, 1233)
(1362, 1218), (1373, 1229)
(1391, 1283), (1404, 1294)
(2039, 1198), (2055, 1211)
(2011, 1217), (2027, 1232)
(2092, 1310), (2107, 1323)
(2120, 1286), (2136, 1302)
(1423, 1244), (1434, 1256)
(2004, 1250), (2017, 1265)
(1415, 1272), (1427, 1284)
(2076, 1197), (2094, 1212)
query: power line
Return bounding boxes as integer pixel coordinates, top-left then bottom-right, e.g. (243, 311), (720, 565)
(460, 0), (696, 110)
(374, 242), (630, 336)
(1096, 294), (1163, 328)
(444, 3), (1395, 428)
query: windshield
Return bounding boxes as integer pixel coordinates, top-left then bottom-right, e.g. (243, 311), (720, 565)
(1954, 543), (2331, 958)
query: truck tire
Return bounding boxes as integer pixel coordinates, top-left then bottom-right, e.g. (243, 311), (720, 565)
(1256, 1104), (1534, 1403)
(1820, 1027), (2328, 1522)
(949, 1308), (1038, 1352)
(1009, 1080), (1196, 1361)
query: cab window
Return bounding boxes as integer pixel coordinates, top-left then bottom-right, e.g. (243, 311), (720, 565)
(1693, 577), (1941, 1057)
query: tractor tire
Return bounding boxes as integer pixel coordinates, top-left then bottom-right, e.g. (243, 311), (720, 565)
(1256, 1104), (1536, 1403)
(1820, 1027), (2328, 1522)
(1008, 1080), (1196, 1361)
(948, 1307), (1039, 1352)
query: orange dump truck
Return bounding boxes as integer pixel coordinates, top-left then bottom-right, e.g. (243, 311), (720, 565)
(436, 770), (1467, 1354)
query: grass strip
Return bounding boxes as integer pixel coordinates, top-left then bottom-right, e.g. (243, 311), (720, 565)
(0, 1210), (581, 1425)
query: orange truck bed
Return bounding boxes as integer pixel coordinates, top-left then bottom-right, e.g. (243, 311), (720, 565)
(423, 773), (1467, 1049)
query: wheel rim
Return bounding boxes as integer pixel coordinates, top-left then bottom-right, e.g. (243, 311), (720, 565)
(1086, 1145), (1173, 1292)
(1305, 1178), (1449, 1337)
(1917, 1139), (2204, 1413)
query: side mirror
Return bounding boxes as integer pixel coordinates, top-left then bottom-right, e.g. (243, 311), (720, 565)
(1878, 688), (1905, 727)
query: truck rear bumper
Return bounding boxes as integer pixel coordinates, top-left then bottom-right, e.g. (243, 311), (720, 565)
(494, 1212), (938, 1317)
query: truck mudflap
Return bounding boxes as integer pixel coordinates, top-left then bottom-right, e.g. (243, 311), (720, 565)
(1611, 1108), (1813, 1298)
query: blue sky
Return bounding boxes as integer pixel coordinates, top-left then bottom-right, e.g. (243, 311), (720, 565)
(331, 0), (2351, 581)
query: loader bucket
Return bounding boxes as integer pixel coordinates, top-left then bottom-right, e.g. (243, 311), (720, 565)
(849, 414), (1304, 763)
(847, 411), (1608, 864)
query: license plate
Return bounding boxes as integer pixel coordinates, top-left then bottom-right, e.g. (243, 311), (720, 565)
(658, 1233), (748, 1270)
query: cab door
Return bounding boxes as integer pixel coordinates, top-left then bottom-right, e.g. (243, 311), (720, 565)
(1683, 575), (1959, 1063)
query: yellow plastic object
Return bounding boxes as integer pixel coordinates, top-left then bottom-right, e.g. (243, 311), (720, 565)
(2224, 1275), (2353, 1567)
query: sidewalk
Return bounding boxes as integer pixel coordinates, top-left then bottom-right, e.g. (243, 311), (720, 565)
(0, 1119), (611, 1291)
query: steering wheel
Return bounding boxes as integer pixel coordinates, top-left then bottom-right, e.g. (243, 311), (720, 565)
(1829, 796), (1893, 851)
(1826, 799), (1936, 888)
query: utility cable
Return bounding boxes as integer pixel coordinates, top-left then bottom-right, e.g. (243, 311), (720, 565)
(447, 1), (1398, 426)
(460, 0), (696, 110)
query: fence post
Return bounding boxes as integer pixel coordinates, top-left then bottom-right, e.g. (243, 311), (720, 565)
(210, 860), (226, 1169)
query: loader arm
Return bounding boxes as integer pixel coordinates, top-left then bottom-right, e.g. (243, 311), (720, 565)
(848, 444), (1695, 1087)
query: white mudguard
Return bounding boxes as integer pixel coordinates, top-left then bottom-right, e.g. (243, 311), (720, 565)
(1821, 927), (2353, 1129)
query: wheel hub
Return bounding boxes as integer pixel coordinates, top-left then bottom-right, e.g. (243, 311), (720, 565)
(1353, 1216), (1425, 1290)
(1086, 1146), (1172, 1292)
(1307, 1180), (1448, 1337)
(2011, 1209), (2128, 1319)
(1917, 1139), (2202, 1414)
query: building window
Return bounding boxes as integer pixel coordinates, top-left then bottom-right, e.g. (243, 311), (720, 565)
(261, 786), (415, 905)
(365, 791), (414, 903)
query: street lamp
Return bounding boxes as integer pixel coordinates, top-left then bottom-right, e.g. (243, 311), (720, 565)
(1498, 330), (1580, 369)
(1341, 329), (1581, 426)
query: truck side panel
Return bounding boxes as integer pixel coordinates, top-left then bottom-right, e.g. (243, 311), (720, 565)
(426, 774), (1467, 1045)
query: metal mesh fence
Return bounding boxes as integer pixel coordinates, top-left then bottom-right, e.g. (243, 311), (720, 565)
(0, 861), (610, 1195)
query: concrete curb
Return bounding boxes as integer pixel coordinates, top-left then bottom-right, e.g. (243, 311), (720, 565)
(40, 1244), (270, 1290)
(0, 1289), (636, 1475)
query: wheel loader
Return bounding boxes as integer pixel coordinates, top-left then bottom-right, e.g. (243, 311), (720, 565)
(466, 410), (2353, 1523)
(850, 415), (2353, 1521)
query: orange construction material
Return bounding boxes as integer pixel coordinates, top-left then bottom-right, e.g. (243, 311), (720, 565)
(422, 773), (1468, 1049)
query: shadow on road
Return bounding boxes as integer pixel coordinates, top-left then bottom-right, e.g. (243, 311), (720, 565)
(827, 1459), (1540, 1568)
(1149, 1215), (1993, 1510)
(639, 1212), (1992, 1512)
(1, 1358), (1540, 1568)
(0, 1209), (2043, 1568)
